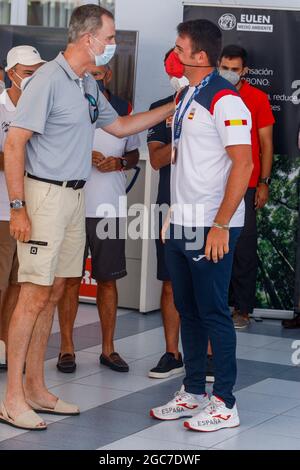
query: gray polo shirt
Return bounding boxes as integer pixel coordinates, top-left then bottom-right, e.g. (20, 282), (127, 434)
(11, 52), (118, 180)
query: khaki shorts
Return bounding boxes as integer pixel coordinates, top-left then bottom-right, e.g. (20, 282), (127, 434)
(17, 177), (86, 286)
(0, 221), (19, 290)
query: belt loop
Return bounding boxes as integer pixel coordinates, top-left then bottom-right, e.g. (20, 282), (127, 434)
(62, 181), (68, 188)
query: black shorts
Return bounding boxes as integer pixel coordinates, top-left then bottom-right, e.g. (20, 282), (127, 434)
(84, 218), (127, 282)
(155, 211), (171, 282)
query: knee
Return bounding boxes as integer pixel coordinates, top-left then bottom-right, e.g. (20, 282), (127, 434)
(50, 279), (67, 304)
(98, 280), (116, 293)
(28, 291), (50, 314)
(65, 277), (82, 291)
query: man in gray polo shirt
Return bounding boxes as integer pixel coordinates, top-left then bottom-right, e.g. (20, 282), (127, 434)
(2, 4), (174, 431)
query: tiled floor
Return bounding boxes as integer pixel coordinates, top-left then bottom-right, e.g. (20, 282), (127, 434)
(0, 304), (300, 450)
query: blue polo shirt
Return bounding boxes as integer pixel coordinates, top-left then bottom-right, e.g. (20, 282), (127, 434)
(11, 52), (118, 181)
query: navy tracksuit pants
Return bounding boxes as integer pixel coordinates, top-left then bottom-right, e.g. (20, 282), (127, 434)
(165, 224), (241, 408)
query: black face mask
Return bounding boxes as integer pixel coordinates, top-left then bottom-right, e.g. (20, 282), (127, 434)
(96, 79), (105, 92)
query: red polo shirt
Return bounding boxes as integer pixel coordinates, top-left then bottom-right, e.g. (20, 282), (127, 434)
(239, 80), (275, 187)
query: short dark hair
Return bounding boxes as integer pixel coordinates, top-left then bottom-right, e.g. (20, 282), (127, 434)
(220, 45), (248, 67)
(177, 19), (222, 66)
(68, 4), (114, 44)
(164, 48), (174, 64)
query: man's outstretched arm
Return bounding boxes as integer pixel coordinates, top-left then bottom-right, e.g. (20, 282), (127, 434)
(103, 101), (175, 139)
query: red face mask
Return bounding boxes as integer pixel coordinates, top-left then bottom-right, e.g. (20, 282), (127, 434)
(165, 50), (184, 78)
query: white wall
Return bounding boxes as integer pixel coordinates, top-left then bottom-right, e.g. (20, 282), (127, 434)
(115, 0), (183, 115)
(10, 0), (28, 25)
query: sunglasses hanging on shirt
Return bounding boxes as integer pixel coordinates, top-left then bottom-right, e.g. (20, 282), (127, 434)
(85, 84), (99, 124)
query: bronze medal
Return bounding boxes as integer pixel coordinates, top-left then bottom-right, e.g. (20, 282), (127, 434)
(171, 146), (177, 165)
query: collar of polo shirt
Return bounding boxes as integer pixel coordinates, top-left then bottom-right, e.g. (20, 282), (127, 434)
(55, 52), (80, 81)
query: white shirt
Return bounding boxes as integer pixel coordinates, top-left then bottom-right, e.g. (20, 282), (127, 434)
(85, 128), (140, 218)
(0, 90), (16, 221)
(171, 75), (252, 228)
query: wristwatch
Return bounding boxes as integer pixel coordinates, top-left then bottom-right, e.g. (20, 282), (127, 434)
(10, 199), (25, 210)
(259, 177), (272, 186)
(120, 158), (128, 169)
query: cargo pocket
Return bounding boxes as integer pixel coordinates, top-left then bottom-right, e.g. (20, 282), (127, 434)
(25, 180), (53, 217)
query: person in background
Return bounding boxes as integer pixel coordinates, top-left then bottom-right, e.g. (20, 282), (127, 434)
(219, 45), (275, 329)
(146, 49), (185, 380)
(147, 49), (214, 382)
(57, 64), (140, 374)
(0, 46), (45, 370)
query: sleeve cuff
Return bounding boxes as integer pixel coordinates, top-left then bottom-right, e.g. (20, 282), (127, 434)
(10, 123), (44, 135)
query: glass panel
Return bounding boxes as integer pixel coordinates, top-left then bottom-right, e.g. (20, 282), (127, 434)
(0, 0), (11, 25)
(100, 0), (114, 14)
(28, 1), (79, 27)
(27, 1), (115, 27)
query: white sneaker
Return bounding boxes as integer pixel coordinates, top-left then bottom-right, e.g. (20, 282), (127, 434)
(150, 390), (210, 421)
(184, 395), (240, 432)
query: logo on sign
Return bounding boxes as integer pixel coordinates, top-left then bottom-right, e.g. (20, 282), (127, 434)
(218, 13), (237, 31)
(237, 14), (273, 32)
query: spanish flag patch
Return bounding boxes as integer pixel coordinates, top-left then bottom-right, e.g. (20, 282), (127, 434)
(188, 108), (196, 120)
(225, 119), (248, 127)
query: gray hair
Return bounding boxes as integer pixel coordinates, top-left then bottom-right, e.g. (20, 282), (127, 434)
(68, 4), (114, 44)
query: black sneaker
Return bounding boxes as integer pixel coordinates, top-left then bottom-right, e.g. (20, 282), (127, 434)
(148, 352), (184, 379)
(206, 355), (215, 383)
(0, 362), (7, 371)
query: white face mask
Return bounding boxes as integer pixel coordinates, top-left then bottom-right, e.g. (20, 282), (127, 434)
(170, 75), (189, 92)
(219, 69), (241, 86)
(11, 70), (28, 91)
(0, 80), (5, 94)
(90, 36), (116, 66)
(20, 76), (32, 91)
